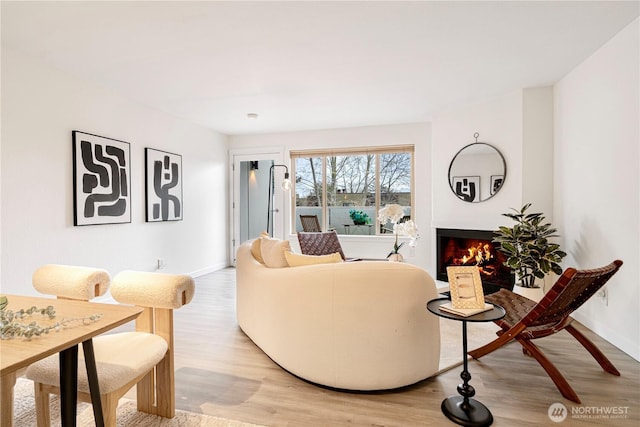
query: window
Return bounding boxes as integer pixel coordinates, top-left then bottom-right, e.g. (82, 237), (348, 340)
(291, 146), (414, 235)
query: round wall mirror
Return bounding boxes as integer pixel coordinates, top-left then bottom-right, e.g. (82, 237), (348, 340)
(448, 138), (506, 203)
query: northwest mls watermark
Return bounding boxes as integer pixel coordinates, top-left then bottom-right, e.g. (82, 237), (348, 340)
(548, 402), (630, 423)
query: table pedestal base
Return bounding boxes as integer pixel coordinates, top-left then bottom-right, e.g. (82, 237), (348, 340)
(441, 396), (493, 427)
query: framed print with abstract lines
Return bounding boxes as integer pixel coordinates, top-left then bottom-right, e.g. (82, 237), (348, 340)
(73, 131), (131, 226)
(145, 148), (183, 222)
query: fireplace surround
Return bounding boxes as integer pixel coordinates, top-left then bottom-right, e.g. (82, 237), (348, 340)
(436, 228), (514, 294)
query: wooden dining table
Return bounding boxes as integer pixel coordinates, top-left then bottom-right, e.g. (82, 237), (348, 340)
(1, 294), (143, 427)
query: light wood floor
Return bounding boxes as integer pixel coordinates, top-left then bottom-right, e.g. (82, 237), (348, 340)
(128, 268), (639, 426)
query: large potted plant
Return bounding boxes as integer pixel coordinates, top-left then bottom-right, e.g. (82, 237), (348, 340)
(493, 203), (567, 293)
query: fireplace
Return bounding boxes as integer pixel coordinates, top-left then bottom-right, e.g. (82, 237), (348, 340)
(436, 228), (514, 294)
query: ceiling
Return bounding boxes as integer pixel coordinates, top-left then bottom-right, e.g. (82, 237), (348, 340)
(2, 1), (638, 135)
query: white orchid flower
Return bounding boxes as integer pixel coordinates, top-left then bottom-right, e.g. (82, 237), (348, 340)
(395, 220), (420, 242)
(378, 204), (405, 224)
(402, 220), (420, 247)
(387, 218), (420, 255)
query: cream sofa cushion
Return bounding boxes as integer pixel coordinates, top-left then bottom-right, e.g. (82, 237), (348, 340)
(250, 231), (270, 264)
(284, 251), (342, 267)
(261, 238), (292, 268)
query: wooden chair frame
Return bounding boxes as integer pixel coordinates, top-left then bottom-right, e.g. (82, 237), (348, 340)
(33, 306), (177, 427)
(27, 267), (193, 427)
(131, 307), (175, 418)
(300, 215), (322, 232)
(469, 260), (623, 403)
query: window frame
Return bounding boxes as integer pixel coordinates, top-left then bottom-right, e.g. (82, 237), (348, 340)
(291, 145), (415, 235)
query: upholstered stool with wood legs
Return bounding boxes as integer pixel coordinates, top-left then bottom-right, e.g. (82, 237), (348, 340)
(2, 264), (110, 427)
(26, 267), (195, 427)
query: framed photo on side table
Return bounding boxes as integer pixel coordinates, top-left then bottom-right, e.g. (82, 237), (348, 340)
(447, 266), (485, 309)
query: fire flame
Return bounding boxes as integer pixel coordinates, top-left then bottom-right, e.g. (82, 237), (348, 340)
(462, 243), (493, 264)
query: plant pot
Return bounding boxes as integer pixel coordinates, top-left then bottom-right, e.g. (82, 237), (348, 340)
(513, 284), (544, 302)
(387, 253), (404, 262)
(353, 220), (366, 225)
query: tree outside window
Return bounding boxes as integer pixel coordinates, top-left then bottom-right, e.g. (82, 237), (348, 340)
(292, 147), (413, 235)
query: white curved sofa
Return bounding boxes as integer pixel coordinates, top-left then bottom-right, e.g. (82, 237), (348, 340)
(235, 240), (440, 391)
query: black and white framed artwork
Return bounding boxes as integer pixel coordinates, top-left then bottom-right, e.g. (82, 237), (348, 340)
(490, 175), (504, 195)
(145, 148), (183, 222)
(73, 131), (131, 226)
(452, 176), (480, 203)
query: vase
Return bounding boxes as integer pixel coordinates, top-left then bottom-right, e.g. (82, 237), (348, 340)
(387, 253), (404, 262)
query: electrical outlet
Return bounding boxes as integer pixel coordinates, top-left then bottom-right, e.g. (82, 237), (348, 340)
(157, 259), (165, 269)
(597, 288), (608, 306)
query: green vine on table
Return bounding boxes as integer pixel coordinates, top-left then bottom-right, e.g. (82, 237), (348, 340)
(0, 295), (103, 340)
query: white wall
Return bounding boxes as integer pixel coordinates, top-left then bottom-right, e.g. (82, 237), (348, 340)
(1, 49), (229, 295)
(430, 87), (554, 284)
(554, 19), (639, 360)
(432, 87), (555, 229)
(229, 123), (432, 269)
(523, 87), (554, 217)
(431, 90), (524, 234)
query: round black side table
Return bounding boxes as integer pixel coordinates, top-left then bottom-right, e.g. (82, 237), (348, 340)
(427, 297), (506, 427)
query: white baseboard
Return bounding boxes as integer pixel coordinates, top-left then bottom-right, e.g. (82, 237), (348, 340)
(573, 311), (640, 362)
(189, 262), (230, 278)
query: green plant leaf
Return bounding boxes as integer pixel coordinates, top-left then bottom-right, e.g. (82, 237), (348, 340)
(551, 264), (564, 275)
(494, 203), (567, 284)
(501, 242), (517, 253)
